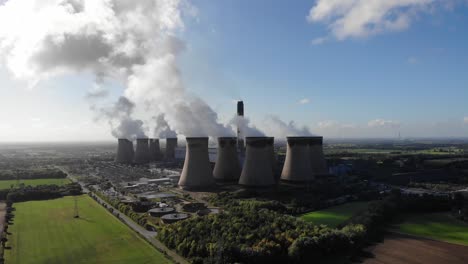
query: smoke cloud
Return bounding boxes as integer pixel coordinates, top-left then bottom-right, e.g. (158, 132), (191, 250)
(229, 115), (265, 137)
(0, 0), (232, 138)
(153, 114), (177, 138)
(260, 115), (313, 138)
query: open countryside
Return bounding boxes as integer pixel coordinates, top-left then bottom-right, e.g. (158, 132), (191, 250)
(301, 201), (369, 227)
(4, 195), (170, 264)
(0, 178), (70, 189)
(397, 212), (468, 246)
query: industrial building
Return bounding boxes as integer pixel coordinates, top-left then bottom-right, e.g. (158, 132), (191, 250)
(281, 137), (314, 182)
(115, 138), (134, 164)
(239, 137), (276, 187)
(213, 137), (241, 182)
(134, 138), (150, 164)
(178, 137), (214, 189)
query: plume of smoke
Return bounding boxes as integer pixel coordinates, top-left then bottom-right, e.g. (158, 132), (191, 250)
(260, 115), (313, 138)
(0, 0), (232, 138)
(229, 115), (265, 137)
(100, 96), (147, 140)
(153, 114), (177, 138)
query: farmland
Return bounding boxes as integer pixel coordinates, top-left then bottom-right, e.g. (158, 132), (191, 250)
(301, 201), (369, 227)
(4, 195), (171, 264)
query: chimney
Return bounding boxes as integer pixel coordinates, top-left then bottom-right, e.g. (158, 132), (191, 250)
(238, 137), (276, 187)
(134, 138), (150, 164)
(280, 137), (314, 182)
(236, 100), (245, 154)
(178, 137), (214, 189)
(149, 138), (162, 161)
(165, 138), (178, 160)
(213, 137), (241, 182)
(115, 138), (134, 164)
(309, 137), (328, 176)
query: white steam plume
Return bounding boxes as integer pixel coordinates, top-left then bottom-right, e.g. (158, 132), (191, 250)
(153, 114), (177, 138)
(0, 0), (232, 138)
(228, 115), (265, 137)
(260, 115), (313, 138)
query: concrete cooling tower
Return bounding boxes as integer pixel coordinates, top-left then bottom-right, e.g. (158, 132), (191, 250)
(267, 137), (278, 180)
(165, 138), (177, 160)
(134, 138), (150, 164)
(115, 139), (134, 164)
(309, 137), (328, 176)
(239, 137), (276, 187)
(149, 138), (162, 161)
(280, 137), (314, 182)
(178, 137), (214, 190)
(213, 137), (241, 182)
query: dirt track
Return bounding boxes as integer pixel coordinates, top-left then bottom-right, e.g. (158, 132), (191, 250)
(363, 232), (468, 264)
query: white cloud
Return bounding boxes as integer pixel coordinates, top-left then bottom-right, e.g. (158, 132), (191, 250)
(368, 118), (400, 128)
(311, 37), (327, 45)
(298, 98), (310, 104)
(307, 0), (440, 40)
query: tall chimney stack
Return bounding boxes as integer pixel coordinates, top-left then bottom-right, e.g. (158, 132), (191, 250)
(238, 137), (276, 187)
(213, 137), (241, 182)
(134, 138), (150, 164)
(280, 137), (314, 182)
(178, 137), (214, 189)
(165, 138), (177, 160)
(309, 137), (328, 176)
(149, 138), (162, 161)
(115, 138), (134, 164)
(236, 101), (245, 154)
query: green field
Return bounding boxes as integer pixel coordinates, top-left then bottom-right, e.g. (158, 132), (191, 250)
(301, 202), (369, 227)
(5, 195), (171, 264)
(397, 212), (468, 246)
(0, 178), (71, 189)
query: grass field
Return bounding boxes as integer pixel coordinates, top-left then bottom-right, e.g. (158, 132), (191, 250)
(301, 201), (369, 227)
(0, 178), (71, 189)
(5, 195), (171, 264)
(397, 212), (468, 246)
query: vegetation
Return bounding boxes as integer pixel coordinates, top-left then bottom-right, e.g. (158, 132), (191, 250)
(4, 195), (170, 264)
(397, 212), (468, 246)
(0, 178), (70, 190)
(0, 183), (82, 202)
(301, 202), (370, 227)
(0, 168), (67, 180)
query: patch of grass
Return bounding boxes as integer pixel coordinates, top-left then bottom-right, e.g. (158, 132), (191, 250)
(397, 212), (468, 246)
(301, 202), (369, 227)
(5, 195), (171, 264)
(0, 178), (71, 189)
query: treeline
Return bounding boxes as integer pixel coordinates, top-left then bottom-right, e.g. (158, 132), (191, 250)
(157, 198), (368, 264)
(0, 168), (67, 180)
(0, 183), (82, 202)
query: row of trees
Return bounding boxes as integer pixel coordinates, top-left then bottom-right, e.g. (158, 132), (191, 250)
(2, 183), (82, 203)
(0, 168), (67, 180)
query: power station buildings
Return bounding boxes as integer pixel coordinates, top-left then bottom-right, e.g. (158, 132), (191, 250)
(178, 137), (214, 190)
(213, 137), (241, 182)
(115, 138), (177, 165)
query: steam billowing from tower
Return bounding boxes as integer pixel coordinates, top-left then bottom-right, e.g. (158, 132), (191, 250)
(178, 137), (214, 189)
(213, 137), (241, 182)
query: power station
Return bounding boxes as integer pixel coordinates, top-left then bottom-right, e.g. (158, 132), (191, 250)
(134, 138), (150, 164)
(115, 138), (134, 164)
(178, 137), (214, 189)
(165, 138), (178, 160)
(213, 137), (241, 182)
(149, 138), (162, 161)
(238, 137), (276, 187)
(280, 137), (314, 182)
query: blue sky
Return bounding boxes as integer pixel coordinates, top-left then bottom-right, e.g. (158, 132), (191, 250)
(0, 0), (467, 141)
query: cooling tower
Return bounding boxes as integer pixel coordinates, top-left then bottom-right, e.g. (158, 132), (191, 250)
(178, 137), (214, 189)
(213, 137), (241, 182)
(309, 137), (328, 176)
(280, 137), (314, 182)
(267, 137), (278, 178)
(165, 138), (177, 160)
(134, 138), (150, 164)
(115, 138), (134, 164)
(239, 137), (276, 187)
(149, 138), (162, 161)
